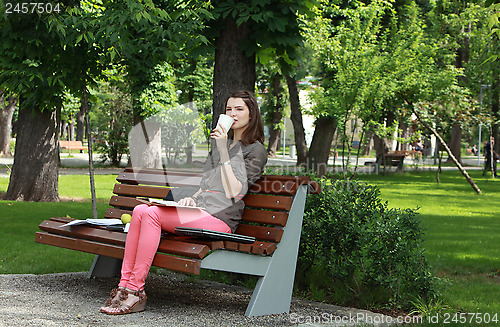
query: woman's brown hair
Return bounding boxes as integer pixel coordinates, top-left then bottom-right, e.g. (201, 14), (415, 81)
(226, 90), (265, 145)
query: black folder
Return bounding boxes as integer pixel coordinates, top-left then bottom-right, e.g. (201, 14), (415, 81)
(174, 227), (256, 244)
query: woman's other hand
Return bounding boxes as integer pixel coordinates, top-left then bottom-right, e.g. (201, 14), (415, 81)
(177, 197), (196, 207)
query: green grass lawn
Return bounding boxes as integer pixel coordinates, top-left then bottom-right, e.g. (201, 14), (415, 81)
(356, 170), (500, 325)
(1, 169), (499, 325)
(0, 174), (117, 274)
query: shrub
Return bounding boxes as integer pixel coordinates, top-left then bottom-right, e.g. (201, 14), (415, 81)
(296, 178), (439, 310)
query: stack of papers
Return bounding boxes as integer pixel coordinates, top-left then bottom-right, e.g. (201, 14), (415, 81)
(61, 219), (130, 232)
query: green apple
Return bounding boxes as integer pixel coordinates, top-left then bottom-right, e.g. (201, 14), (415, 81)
(121, 213), (132, 224)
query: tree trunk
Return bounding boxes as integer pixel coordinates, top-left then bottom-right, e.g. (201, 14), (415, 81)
(400, 120), (409, 151)
(76, 104), (85, 141)
(82, 85), (98, 218)
(373, 133), (387, 158)
(361, 131), (373, 156)
(492, 39), (499, 153)
(286, 75), (308, 165)
(446, 124), (462, 164)
(212, 16), (255, 128)
(267, 75), (284, 157)
(386, 111), (396, 152)
(68, 121), (75, 141)
(455, 23), (470, 85)
(307, 117), (337, 175)
(413, 107), (481, 195)
(5, 105), (59, 201)
(61, 121), (68, 140)
(130, 97), (162, 168)
(0, 92), (16, 157)
(267, 120), (282, 157)
(129, 118), (162, 169)
(444, 22), (469, 163)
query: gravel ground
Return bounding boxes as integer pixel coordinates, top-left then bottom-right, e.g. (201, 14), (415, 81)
(0, 272), (393, 327)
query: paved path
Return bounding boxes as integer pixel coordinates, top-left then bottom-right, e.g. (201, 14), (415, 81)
(0, 272), (396, 327)
(0, 152), (486, 178)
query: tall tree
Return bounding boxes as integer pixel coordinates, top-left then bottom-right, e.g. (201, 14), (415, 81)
(0, 90), (16, 157)
(0, 5), (72, 201)
(207, 0), (315, 127)
(0, 0), (208, 201)
(264, 74), (286, 157)
(286, 75), (308, 165)
(211, 14), (255, 124)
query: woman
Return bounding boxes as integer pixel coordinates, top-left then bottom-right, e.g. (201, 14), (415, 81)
(100, 90), (267, 315)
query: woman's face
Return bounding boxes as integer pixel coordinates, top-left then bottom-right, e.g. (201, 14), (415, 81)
(226, 97), (250, 132)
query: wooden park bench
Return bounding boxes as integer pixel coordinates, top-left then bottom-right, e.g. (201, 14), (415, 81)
(374, 152), (407, 174)
(35, 168), (320, 317)
(59, 140), (87, 152)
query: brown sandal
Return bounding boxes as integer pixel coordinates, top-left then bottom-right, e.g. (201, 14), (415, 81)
(103, 289), (147, 315)
(100, 287), (125, 313)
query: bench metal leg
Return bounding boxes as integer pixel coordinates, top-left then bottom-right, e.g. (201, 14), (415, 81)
(245, 186), (307, 317)
(88, 255), (122, 278)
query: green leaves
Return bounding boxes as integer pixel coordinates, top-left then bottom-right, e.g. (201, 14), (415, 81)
(210, 0), (313, 75)
(297, 178), (437, 309)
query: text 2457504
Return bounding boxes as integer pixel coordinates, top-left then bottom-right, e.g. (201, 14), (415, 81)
(5, 2), (61, 14)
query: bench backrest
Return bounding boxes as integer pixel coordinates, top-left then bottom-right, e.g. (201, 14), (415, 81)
(59, 140), (86, 150)
(104, 168), (319, 255)
(59, 140), (83, 146)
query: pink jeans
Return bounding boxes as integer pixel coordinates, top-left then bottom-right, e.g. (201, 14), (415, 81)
(118, 204), (231, 291)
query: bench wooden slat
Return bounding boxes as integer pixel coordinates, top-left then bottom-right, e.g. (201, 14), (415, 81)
(39, 220), (210, 259)
(248, 180), (298, 195)
(36, 231), (124, 258)
(35, 232), (201, 274)
(251, 241), (278, 255)
(243, 194), (293, 211)
(104, 208), (132, 219)
(48, 217), (224, 252)
(151, 251), (201, 275)
(39, 220), (125, 245)
(308, 181), (321, 195)
(117, 172), (202, 187)
(161, 234), (225, 251)
(235, 224), (284, 243)
(109, 195), (143, 209)
(241, 209), (288, 226)
(223, 240), (277, 255)
(110, 193), (293, 214)
(107, 200), (290, 227)
(49, 216), (74, 223)
(113, 184), (171, 199)
(238, 242), (253, 253)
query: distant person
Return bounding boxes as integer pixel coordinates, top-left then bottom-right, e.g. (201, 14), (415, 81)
(414, 140), (424, 153)
(412, 140), (424, 159)
(471, 144), (478, 156)
(482, 137), (498, 177)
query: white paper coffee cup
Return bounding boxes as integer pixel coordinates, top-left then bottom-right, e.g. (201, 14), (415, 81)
(216, 114), (234, 132)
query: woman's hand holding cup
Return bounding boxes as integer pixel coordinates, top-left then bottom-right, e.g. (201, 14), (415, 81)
(211, 114), (234, 150)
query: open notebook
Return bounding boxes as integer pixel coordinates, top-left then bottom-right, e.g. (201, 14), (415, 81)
(136, 198), (206, 210)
